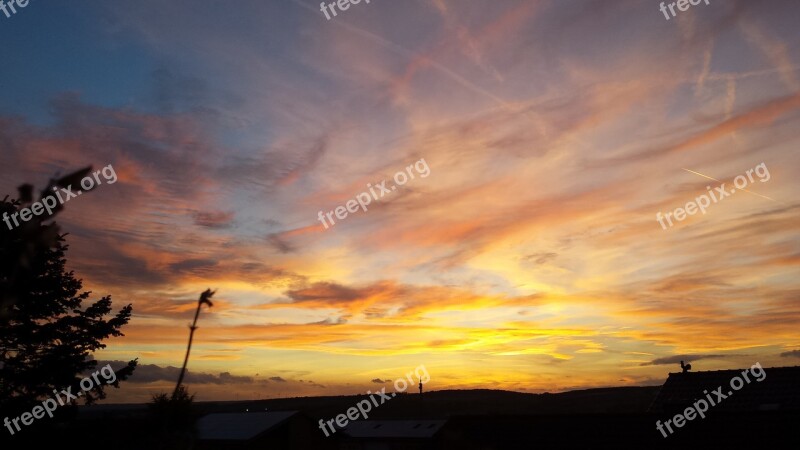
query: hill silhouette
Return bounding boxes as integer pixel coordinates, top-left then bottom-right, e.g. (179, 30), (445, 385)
(83, 386), (661, 420)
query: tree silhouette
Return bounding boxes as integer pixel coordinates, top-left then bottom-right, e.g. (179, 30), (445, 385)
(150, 385), (196, 429)
(0, 172), (137, 414)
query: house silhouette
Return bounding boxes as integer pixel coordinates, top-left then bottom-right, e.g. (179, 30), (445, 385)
(196, 411), (326, 449)
(648, 365), (800, 415)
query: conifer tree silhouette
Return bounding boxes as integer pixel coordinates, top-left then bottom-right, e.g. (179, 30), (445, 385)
(0, 170), (136, 413)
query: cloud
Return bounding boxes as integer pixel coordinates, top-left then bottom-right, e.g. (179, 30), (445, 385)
(101, 361), (253, 384)
(640, 354), (730, 366)
(269, 376), (287, 383)
(267, 233), (296, 254)
(780, 350), (800, 358)
(522, 252), (558, 265)
(308, 316), (348, 325)
(4, 0), (800, 401)
(193, 211), (235, 229)
(169, 258), (219, 275)
(285, 282), (362, 304)
(217, 138), (328, 191)
(371, 378), (389, 384)
(608, 92), (800, 165)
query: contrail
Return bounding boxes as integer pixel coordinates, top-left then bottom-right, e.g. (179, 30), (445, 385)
(289, 1), (590, 154)
(290, 0), (509, 105)
(682, 168), (779, 203)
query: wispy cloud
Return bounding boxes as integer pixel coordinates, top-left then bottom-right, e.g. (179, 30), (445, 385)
(2, 0), (799, 401)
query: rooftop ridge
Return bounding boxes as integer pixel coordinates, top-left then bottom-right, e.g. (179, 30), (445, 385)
(666, 365), (800, 376)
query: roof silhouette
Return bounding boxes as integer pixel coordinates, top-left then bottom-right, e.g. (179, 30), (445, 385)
(197, 411), (298, 441)
(648, 365), (800, 414)
(343, 420), (447, 439)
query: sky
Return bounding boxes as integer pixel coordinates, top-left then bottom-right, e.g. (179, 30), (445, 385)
(1, 0), (799, 403)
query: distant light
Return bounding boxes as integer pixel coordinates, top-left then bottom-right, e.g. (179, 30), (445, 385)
(246, 409), (249, 412)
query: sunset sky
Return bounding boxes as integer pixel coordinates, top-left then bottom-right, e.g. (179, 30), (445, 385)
(1, 0), (799, 403)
